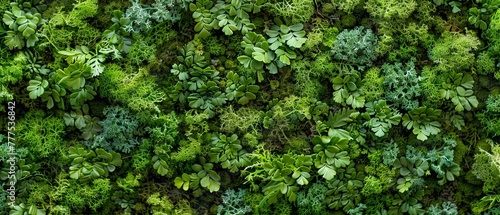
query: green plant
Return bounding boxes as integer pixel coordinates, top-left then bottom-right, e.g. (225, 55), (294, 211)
(468, 0), (500, 30)
(296, 182), (328, 214)
(217, 189), (252, 215)
(225, 71), (259, 105)
(312, 130), (350, 180)
(332, 70), (365, 109)
(331, 26), (378, 69)
(393, 157), (429, 193)
(2, 0), (46, 49)
(365, 0), (417, 20)
(103, 10), (132, 52)
(324, 163), (365, 212)
(382, 60), (422, 111)
(268, 0), (314, 24)
(426, 201), (458, 215)
(87, 106), (141, 153)
(402, 107), (442, 141)
(209, 133), (251, 173)
(439, 73), (478, 112)
(63, 104), (102, 140)
(361, 100), (402, 137)
(67, 146), (123, 182)
(428, 31), (480, 72)
(171, 42), (227, 117)
(189, 0), (263, 38)
(389, 189), (425, 215)
(174, 157), (222, 196)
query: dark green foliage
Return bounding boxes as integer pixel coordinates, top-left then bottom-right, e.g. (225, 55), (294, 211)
(2, 1), (500, 214)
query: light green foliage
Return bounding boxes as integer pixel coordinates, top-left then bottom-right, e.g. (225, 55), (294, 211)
(99, 65), (165, 113)
(117, 172), (141, 193)
(322, 27), (339, 48)
(217, 189), (252, 215)
(209, 133), (251, 173)
(269, 0), (314, 23)
(331, 26), (378, 69)
(402, 106), (442, 141)
(360, 67), (384, 102)
(87, 106), (141, 153)
(16, 110), (65, 158)
(219, 106), (263, 134)
(477, 51), (496, 75)
(292, 61), (324, 99)
(472, 194), (500, 214)
(126, 34), (156, 65)
(67, 146), (123, 182)
(361, 100), (402, 137)
(63, 178), (112, 212)
(2, 0), (45, 49)
(332, 71), (365, 109)
(426, 201), (458, 215)
(0, 52), (26, 111)
(147, 193), (195, 215)
(439, 73), (478, 112)
(363, 150), (396, 196)
(170, 137), (202, 162)
(331, 0), (360, 14)
(174, 158), (222, 196)
(382, 60), (422, 111)
(171, 42), (226, 117)
(472, 140), (500, 193)
(382, 141), (399, 165)
(296, 182), (328, 215)
(423, 138), (461, 185)
(365, 0), (417, 20)
(428, 31), (480, 72)
(419, 66), (442, 107)
(324, 163), (364, 212)
(225, 71), (260, 105)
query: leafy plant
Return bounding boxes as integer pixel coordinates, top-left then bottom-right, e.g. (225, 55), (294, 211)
(393, 157), (429, 193)
(171, 42), (227, 117)
(312, 130), (350, 180)
(225, 71), (259, 105)
(2, 0), (45, 49)
(87, 106), (141, 153)
(103, 10), (132, 52)
(332, 71), (365, 109)
(68, 146), (123, 182)
(63, 104), (101, 140)
(389, 189), (425, 215)
(361, 100), (402, 137)
(261, 154), (313, 203)
(402, 107), (442, 141)
(468, 0), (500, 30)
(439, 73), (478, 112)
(209, 133), (251, 173)
(174, 158), (222, 196)
(325, 163), (365, 212)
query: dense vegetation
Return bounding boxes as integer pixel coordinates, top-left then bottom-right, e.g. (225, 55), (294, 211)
(2, 0), (500, 214)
